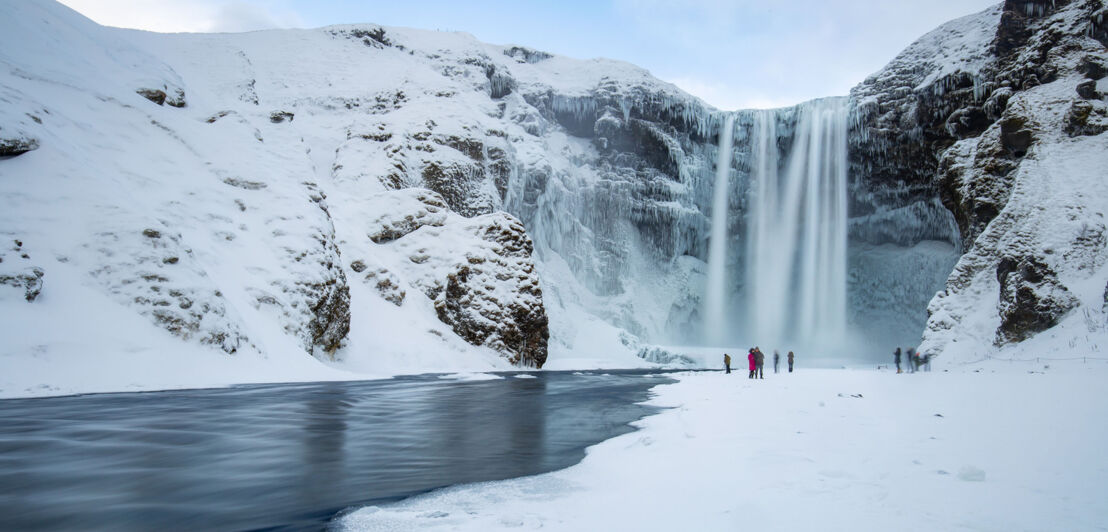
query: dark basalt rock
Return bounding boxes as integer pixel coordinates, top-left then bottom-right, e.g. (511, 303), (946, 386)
(0, 267), (44, 302)
(999, 115), (1034, 157)
(136, 86), (184, 107)
(434, 216), (549, 368)
(945, 106), (991, 139)
(331, 26), (392, 49)
(165, 87), (186, 108)
(269, 111), (295, 123)
(303, 272), (351, 356)
(364, 267), (405, 306)
(367, 189), (449, 244)
(0, 136), (39, 157)
(1064, 100), (1108, 136)
(137, 88), (167, 105)
(421, 160), (494, 217)
(995, 255), (1078, 344)
(222, 177), (267, 190)
(504, 46), (553, 64)
(1077, 55), (1107, 80)
(1075, 80), (1100, 100)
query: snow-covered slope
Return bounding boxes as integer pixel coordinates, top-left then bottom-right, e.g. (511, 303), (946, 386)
(1, 0), (720, 396)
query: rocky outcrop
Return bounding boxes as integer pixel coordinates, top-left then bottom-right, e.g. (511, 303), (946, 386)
(355, 187), (549, 366)
(136, 85), (186, 107)
(995, 255), (1079, 344)
(1064, 99), (1108, 136)
(366, 189), (449, 243)
(433, 215), (548, 367)
(0, 134), (38, 157)
(0, 267), (44, 302)
(302, 268), (350, 355)
(362, 266), (406, 306)
(0, 241), (44, 302)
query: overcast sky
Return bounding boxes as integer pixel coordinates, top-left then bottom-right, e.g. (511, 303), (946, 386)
(57, 0), (1000, 110)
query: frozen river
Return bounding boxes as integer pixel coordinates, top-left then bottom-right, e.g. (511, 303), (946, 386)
(0, 370), (674, 530)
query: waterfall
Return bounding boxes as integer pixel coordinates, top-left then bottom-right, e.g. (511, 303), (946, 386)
(703, 114), (735, 346)
(745, 98), (849, 354)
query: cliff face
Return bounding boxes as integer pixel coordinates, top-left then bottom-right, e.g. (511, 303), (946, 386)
(849, 0), (1108, 359)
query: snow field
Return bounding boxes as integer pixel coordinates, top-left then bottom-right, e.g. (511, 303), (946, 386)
(341, 364), (1108, 531)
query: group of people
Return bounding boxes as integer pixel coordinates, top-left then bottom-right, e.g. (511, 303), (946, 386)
(722, 348), (794, 377)
(893, 347), (931, 373)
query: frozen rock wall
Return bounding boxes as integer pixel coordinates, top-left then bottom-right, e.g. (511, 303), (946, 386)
(850, 0), (1108, 361)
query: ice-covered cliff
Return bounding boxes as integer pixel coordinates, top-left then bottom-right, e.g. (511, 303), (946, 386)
(850, 0), (1108, 362)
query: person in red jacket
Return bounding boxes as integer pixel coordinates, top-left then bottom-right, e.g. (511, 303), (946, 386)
(747, 348), (757, 379)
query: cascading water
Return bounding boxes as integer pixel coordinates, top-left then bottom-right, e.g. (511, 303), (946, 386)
(745, 98), (849, 355)
(703, 114), (735, 346)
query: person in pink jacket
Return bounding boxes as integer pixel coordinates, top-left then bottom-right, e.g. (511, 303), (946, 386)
(747, 348), (757, 379)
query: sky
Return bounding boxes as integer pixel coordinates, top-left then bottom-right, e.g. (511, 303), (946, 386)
(56, 0), (1001, 110)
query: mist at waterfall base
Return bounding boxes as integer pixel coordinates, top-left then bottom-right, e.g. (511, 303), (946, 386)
(699, 98), (933, 365)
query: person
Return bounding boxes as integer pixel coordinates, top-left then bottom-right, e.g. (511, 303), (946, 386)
(774, 350), (780, 374)
(755, 347), (765, 379)
(748, 349), (757, 379)
(787, 351), (794, 373)
(723, 353), (731, 374)
(894, 347), (902, 374)
(907, 347), (917, 373)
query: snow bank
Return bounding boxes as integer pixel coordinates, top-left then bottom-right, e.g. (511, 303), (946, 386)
(341, 364), (1108, 531)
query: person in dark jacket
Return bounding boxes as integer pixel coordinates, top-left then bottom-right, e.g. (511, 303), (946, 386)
(754, 347), (765, 379)
(894, 347), (902, 374)
(748, 349), (756, 379)
(787, 351), (794, 372)
(724, 353), (731, 374)
(773, 350), (780, 373)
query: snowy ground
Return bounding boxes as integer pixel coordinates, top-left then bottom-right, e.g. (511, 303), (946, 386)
(340, 359), (1108, 531)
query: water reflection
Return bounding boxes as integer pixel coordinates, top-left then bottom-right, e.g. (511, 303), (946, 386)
(0, 370), (671, 530)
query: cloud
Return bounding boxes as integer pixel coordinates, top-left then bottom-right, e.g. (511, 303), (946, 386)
(58, 0), (306, 33)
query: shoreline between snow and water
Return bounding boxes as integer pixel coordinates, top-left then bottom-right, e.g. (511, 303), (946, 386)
(339, 361), (1108, 531)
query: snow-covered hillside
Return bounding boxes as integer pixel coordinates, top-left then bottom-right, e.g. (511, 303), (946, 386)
(2, 0), (1106, 397)
(1, 0), (720, 396)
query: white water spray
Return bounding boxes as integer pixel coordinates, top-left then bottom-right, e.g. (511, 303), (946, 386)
(745, 98), (849, 354)
(704, 114), (735, 345)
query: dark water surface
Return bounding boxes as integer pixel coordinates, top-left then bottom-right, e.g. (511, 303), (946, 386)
(0, 370), (674, 531)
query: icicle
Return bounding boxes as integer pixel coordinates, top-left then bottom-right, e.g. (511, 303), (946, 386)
(619, 98), (632, 122)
